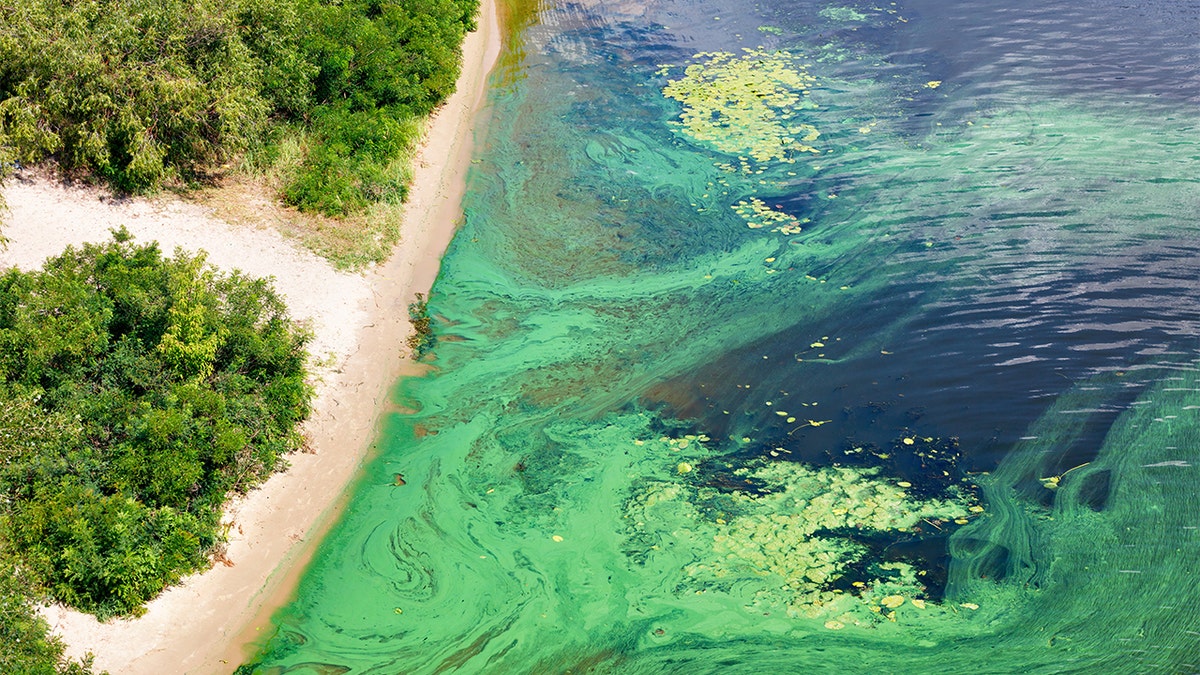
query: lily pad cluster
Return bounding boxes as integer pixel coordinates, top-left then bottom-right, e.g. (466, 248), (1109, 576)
(662, 49), (822, 164)
(732, 197), (807, 233)
(626, 452), (977, 621)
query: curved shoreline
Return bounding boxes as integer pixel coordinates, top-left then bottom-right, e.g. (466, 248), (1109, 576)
(1, 0), (501, 671)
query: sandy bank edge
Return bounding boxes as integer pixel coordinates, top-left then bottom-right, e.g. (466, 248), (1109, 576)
(5, 1), (501, 672)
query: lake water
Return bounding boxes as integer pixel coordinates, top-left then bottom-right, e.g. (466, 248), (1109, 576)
(243, 0), (1200, 672)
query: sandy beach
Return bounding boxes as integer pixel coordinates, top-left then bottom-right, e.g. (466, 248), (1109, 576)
(0, 0), (501, 671)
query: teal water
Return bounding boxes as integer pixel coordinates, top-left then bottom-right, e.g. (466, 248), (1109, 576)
(244, 1), (1200, 672)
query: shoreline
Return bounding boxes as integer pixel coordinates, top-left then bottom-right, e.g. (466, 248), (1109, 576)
(2, 0), (502, 671)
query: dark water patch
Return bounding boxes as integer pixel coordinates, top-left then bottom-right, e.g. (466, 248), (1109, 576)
(893, 0), (1200, 105)
(695, 462), (773, 497)
(828, 526), (960, 601)
(1074, 468), (1112, 512)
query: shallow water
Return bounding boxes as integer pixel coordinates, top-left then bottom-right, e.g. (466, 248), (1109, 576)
(244, 1), (1200, 672)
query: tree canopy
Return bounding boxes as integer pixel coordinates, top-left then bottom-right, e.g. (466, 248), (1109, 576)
(0, 229), (312, 620)
(0, 0), (479, 214)
(0, 561), (98, 674)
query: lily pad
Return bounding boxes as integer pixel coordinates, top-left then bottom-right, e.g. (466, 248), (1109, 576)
(663, 49), (822, 164)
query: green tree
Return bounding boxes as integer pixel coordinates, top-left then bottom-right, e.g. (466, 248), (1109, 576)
(0, 561), (98, 674)
(0, 230), (311, 617)
(0, 0), (480, 214)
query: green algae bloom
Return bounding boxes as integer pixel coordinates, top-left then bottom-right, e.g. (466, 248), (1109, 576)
(627, 452), (975, 621)
(663, 49), (822, 164)
(242, 1), (1200, 669)
(819, 6), (869, 23)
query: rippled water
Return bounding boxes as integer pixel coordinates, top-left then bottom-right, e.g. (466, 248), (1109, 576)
(243, 0), (1200, 672)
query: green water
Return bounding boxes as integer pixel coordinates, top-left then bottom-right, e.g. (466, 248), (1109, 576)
(243, 0), (1200, 672)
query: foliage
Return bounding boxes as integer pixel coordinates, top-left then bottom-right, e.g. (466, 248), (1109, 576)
(281, 0), (477, 215)
(0, 0), (280, 191)
(0, 560), (99, 674)
(0, 0), (479, 214)
(0, 229), (312, 618)
(731, 197), (807, 234)
(281, 106), (421, 216)
(406, 292), (435, 359)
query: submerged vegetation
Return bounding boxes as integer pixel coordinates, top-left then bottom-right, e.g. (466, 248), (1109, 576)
(0, 229), (310, 666)
(0, 0), (479, 238)
(406, 292), (436, 359)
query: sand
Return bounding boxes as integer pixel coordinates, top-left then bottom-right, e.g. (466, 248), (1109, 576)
(0, 0), (501, 671)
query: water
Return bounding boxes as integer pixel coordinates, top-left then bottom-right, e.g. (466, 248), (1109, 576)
(243, 1), (1200, 672)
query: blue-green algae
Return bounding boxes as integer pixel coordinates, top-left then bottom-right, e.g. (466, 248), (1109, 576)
(242, 0), (1200, 672)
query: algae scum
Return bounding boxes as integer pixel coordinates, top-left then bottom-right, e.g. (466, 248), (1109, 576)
(246, 0), (1200, 672)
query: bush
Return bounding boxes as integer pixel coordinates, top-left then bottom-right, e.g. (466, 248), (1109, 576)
(0, 0), (480, 212)
(0, 229), (312, 617)
(0, 560), (98, 674)
(283, 105), (420, 216)
(0, 0), (280, 191)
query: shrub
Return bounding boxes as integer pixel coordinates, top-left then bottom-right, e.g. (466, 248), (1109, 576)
(0, 0), (278, 191)
(0, 559), (98, 674)
(0, 229), (312, 617)
(283, 105), (420, 216)
(0, 0), (480, 213)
